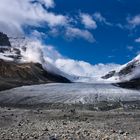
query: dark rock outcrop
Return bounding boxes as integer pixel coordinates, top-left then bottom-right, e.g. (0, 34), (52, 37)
(0, 59), (71, 91)
(0, 32), (71, 91)
(102, 71), (116, 79)
(0, 32), (11, 47)
(114, 78), (140, 89)
(102, 57), (140, 89)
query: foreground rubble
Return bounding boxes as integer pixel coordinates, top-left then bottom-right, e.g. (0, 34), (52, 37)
(0, 107), (140, 140)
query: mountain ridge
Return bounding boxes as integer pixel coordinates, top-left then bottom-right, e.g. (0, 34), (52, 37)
(102, 54), (140, 88)
(0, 32), (71, 91)
(0, 32), (11, 47)
(0, 59), (70, 91)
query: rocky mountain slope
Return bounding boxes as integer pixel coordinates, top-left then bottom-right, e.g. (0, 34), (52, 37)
(0, 32), (11, 46)
(0, 59), (70, 91)
(0, 32), (70, 91)
(102, 55), (140, 88)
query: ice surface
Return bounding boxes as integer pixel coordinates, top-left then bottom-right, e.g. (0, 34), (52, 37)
(0, 83), (140, 105)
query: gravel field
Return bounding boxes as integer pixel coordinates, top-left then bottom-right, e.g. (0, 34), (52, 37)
(0, 107), (140, 140)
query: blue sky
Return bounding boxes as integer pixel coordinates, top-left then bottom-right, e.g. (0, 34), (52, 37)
(1, 0), (140, 65)
(37, 0), (140, 64)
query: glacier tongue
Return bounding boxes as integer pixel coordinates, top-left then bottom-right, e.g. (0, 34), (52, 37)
(0, 83), (140, 105)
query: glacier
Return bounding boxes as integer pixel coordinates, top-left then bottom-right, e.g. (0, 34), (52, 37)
(0, 83), (140, 105)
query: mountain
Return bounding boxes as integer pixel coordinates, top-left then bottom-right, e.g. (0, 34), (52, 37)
(0, 32), (70, 91)
(0, 32), (11, 46)
(0, 59), (70, 91)
(102, 55), (140, 89)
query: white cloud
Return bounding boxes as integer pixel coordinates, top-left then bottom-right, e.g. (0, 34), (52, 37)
(43, 45), (63, 63)
(66, 27), (95, 43)
(127, 46), (134, 51)
(19, 39), (62, 64)
(136, 51), (140, 55)
(30, 30), (47, 39)
(44, 49), (120, 82)
(49, 28), (60, 37)
(80, 13), (97, 29)
(108, 55), (115, 58)
(93, 12), (112, 26)
(40, 0), (55, 8)
(127, 15), (140, 28)
(54, 58), (120, 79)
(135, 37), (140, 43)
(0, 0), (121, 81)
(116, 23), (125, 29)
(0, 0), (97, 43)
(18, 38), (120, 82)
(0, 0), (68, 36)
(20, 39), (44, 63)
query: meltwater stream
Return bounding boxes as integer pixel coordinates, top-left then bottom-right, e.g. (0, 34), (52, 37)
(0, 83), (140, 105)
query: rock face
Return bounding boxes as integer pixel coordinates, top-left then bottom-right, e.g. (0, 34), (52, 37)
(102, 55), (140, 89)
(115, 58), (140, 89)
(0, 32), (71, 91)
(0, 59), (70, 91)
(0, 32), (11, 47)
(114, 79), (140, 89)
(0, 32), (21, 61)
(102, 71), (116, 79)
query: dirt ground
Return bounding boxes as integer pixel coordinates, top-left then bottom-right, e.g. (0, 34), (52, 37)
(0, 106), (140, 140)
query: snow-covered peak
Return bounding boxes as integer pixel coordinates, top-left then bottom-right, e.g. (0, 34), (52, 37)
(0, 35), (74, 81)
(134, 54), (140, 61)
(103, 54), (140, 83)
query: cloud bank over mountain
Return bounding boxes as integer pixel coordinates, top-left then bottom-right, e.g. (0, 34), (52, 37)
(0, 0), (121, 81)
(18, 39), (120, 80)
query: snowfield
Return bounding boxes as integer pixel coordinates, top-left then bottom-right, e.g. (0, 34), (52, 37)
(0, 83), (140, 105)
